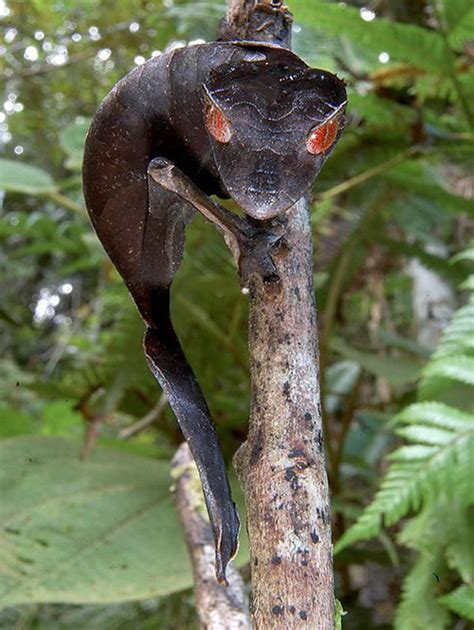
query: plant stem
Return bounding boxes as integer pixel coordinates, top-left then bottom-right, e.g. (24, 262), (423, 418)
(316, 147), (417, 202)
(45, 191), (85, 215)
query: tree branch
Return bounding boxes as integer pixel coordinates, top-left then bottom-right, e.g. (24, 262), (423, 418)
(223, 2), (336, 627)
(172, 443), (251, 629)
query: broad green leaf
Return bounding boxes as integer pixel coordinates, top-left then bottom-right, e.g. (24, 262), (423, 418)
(0, 408), (34, 438)
(0, 436), (246, 607)
(60, 119), (91, 171)
(0, 159), (57, 195)
(447, 7), (474, 50)
(438, 585), (474, 621)
(291, 0), (449, 73)
(331, 338), (421, 387)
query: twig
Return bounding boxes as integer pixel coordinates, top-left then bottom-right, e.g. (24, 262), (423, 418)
(316, 147), (418, 202)
(119, 393), (168, 439)
(45, 191), (85, 215)
(172, 443), (251, 630)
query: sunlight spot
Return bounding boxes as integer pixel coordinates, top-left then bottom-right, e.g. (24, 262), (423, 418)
(134, 55), (145, 65)
(60, 283), (73, 295)
(360, 7), (376, 21)
(24, 45), (39, 61)
(378, 52), (390, 63)
(34, 30), (45, 41)
(129, 22), (140, 33)
(5, 28), (17, 43)
(13, 145), (23, 155)
(0, 0), (11, 18)
(97, 48), (111, 61)
(88, 26), (101, 41)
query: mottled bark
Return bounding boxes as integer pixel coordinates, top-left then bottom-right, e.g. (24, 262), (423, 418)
(234, 200), (335, 629)
(172, 443), (251, 630)
(220, 0), (293, 48)
(223, 1), (336, 627)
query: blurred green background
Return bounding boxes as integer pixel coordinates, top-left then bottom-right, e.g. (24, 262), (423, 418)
(1, 0), (473, 628)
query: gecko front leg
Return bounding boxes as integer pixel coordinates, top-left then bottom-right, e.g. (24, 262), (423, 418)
(148, 157), (285, 291)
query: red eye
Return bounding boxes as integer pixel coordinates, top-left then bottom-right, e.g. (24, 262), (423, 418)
(307, 114), (342, 155)
(206, 103), (232, 143)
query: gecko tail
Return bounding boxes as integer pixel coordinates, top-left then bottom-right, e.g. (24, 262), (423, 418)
(142, 289), (240, 583)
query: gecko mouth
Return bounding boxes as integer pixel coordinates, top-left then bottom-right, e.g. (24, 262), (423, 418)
(229, 186), (296, 220)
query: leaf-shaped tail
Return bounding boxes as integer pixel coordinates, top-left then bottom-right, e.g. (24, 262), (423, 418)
(143, 289), (240, 583)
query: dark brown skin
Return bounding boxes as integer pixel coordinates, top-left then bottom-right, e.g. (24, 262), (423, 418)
(82, 41), (346, 582)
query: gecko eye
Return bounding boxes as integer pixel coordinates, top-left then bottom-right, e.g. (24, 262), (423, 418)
(306, 112), (343, 155)
(206, 103), (232, 143)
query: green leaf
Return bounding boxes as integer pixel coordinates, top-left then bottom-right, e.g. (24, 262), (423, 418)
(291, 0), (449, 73)
(331, 338), (422, 387)
(0, 436), (246, 606)
(396, 402), (474, 431)
(60, 119), (91, 171)
(0, 408), (34, 438)
(447, 7), (474, 50)
(0, 159), (57, 195)
(424, 356), (474, 386)
(439, 585), (474, 621)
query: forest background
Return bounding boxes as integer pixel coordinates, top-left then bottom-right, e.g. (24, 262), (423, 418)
(0, 0), (473, 628)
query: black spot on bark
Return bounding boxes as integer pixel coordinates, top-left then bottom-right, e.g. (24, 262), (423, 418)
(250, 428), (264, 465)
(316, 507), (330, 525)
(289, 606), (296, 615)
(284, 466), (299, 492)
(299, 610), (308, 620)
(283, 380), (291, 401)
(289, 448), (305, 459)
(272, 605), (284, 616)
(310, 530), (320, 543)
(315, 430), (323, 453)
(271, 555), (282, 565)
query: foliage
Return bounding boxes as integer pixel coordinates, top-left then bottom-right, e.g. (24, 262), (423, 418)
(336, 248), (474, 628)
(1, 0), (473, 627)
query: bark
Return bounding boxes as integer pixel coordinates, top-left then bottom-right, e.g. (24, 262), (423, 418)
(172, 443), (251, 629)
(220, 0), (293, 48)
(234, 200), (335, 629)
(223, 3), (336, 627)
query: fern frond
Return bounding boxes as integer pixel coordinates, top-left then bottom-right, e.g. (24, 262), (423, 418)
(335, 406), (474, 552)
(396, 401), (473, 431)
(423, 355), (474, 386)
(395, 511), (451, 630)
(439, 585), (474, 621)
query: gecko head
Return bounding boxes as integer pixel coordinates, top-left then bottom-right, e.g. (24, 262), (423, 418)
(202, 45), (347, 221)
